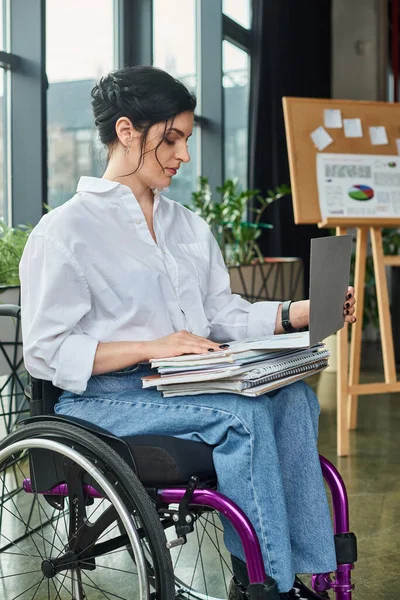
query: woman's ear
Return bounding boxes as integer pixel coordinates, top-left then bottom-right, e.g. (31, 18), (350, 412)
(115, 117), (134, 146)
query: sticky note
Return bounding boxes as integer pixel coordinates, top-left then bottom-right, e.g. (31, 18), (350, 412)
(369, 126), (389, 145)
(324, 109), (343, 129)
(343, 119), (363, 138)
(310, 126), (334, 151)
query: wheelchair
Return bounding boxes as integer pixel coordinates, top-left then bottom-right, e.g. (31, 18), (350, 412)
(0, 305), (357, 600)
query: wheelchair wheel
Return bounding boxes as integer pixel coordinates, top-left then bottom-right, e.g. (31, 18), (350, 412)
(165, 510), (233, 600)
(0, 420), (175, 600)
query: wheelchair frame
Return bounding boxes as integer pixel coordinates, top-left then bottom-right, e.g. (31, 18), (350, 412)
(0, 304), (357, 600)
(21, 452), (356, 599)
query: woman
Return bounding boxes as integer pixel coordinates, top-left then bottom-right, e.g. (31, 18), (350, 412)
(19, 66), (356, 598)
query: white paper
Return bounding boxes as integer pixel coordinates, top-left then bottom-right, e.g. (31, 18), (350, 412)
(343, 118), (363, 138)
(310, 126), (334, 151)
(369, 126), (389, 146)
(317, 153), (400, 219)
(324, 109), (343, 129)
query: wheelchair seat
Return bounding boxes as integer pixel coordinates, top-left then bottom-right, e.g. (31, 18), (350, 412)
(25, 377), (217, 487)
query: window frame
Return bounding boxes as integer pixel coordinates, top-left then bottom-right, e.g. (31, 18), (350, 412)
(9, 0), (46, 227)
(9, 0), (255, 225)
(222, 9), (253, 186)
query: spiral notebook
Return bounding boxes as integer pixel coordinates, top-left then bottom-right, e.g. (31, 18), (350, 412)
(160, 366), (328, 398)
(157, 350), (329, 397)
(143, 235), (352, 397)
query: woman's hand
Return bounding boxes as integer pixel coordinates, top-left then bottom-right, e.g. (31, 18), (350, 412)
(343, 286), (356, 324)
(276, 286), (357, 333)
(141, 330), (223, 360)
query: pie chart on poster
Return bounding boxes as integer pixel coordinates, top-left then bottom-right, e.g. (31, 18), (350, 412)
(348, 185), (374, 201)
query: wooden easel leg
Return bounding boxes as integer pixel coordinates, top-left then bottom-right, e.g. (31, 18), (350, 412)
(370, 228), (397, 383)
(348, 227), (368, 430)
(336, 227), (350, 457)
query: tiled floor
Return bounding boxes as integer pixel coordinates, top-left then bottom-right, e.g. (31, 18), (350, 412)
(310, 360), (400, 600)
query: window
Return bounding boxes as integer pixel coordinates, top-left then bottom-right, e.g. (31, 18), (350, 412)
(46, 0), (118, 208)
(0, 0), (9, 222)
(153, 0), (198, 204)
(0, 69), (7, 221)
(223, 40), (250, 187)
(223, 0), (251, 29)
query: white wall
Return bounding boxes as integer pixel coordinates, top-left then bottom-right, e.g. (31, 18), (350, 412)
(332, 0), (387, 101)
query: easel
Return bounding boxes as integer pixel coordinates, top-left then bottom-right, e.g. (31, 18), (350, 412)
(283, 97), (400, 456)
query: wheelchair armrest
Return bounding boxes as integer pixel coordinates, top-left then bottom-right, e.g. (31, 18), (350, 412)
(0, 304), (21, 319)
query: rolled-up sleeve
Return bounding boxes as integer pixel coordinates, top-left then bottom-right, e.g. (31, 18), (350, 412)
(19, 234), (99, 394)
(204, 236), (281, 342)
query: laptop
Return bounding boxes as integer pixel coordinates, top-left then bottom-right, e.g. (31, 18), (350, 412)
(225, 234), (354, 352)
(308, 234), (353, 346)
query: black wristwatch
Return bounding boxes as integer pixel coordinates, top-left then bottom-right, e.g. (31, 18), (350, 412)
(281, 300), (297, 333)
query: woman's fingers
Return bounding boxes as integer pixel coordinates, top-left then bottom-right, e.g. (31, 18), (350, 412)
(343, 287), (357, 324)
(345, 313), (357, 324)
(178, 330), (224, 351)
(343, 285), (356, 326)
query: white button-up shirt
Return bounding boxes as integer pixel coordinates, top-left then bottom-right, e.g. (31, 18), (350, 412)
(19, 177), (280, 394)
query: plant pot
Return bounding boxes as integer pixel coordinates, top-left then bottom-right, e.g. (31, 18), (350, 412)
(0, 285), (23, 377)
(228, 258), (304, 302)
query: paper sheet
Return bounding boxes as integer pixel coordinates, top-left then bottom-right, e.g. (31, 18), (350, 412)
(343, 118), (363, 138)
(369, 126), (389, 145)
(317, 152), (400, 219)
(310, 126), (334, 151)
(324, 109), (343, 129)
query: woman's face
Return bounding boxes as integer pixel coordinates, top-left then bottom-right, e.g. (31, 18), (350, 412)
(129, 110), (194, 190)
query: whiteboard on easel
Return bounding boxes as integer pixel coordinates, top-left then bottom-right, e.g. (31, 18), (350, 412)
(317, 153), (400, 220)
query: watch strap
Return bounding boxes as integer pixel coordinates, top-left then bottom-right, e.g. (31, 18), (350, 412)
(281, 300), (296, 333)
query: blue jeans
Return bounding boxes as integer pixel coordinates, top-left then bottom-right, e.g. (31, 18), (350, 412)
(55, 364), (337, 593)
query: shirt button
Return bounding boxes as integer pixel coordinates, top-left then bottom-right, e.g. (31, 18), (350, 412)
(134, 219), (142, 225)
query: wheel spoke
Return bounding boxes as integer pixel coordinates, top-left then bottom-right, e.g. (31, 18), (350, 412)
(0, 568), (43, 579)
(29, 462), (47, 558)
(194, 513), (209, 599)
(0, 530), (43, 566)
(0, 497), (64, 556)
(80, 560), (136, 575)
(30, 576), (46, 600)
(8, 578), (47, 600)
(51, 571), (70, 600)
(0, 476), (46, 558)
(197, 514), (232, 575)
(63, 569), (130, 600)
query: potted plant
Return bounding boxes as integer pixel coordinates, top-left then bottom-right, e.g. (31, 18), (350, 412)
(187, 177), (303, 302)
(0, 220), (32, 378)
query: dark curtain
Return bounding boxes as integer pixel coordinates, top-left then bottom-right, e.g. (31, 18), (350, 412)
(249, 0), (332, 294)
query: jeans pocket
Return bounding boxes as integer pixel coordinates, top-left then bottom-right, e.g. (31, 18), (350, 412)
(105, 364), (141, 376)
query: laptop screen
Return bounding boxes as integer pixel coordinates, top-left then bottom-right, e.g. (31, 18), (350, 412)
(308, 234), (353, 346)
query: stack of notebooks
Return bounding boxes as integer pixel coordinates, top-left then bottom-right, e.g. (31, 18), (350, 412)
(142, 332), (329, 398)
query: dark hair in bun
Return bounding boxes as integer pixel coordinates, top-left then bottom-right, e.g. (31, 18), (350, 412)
(91, 66), (196, 171)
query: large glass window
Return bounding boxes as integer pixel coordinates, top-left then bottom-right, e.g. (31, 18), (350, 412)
(223, 40), (250, 188)
(46, 0), (117, 208)
(223, 0), (251, 29)
(0, 0), (9, 222)
(0, 69), (7, 222)
(153, 0), (198, 204)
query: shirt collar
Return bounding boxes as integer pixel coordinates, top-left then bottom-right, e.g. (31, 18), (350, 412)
(77, 176), (163, 220)
(77, 176), (165, 201)
(77, 176), (123, 194)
